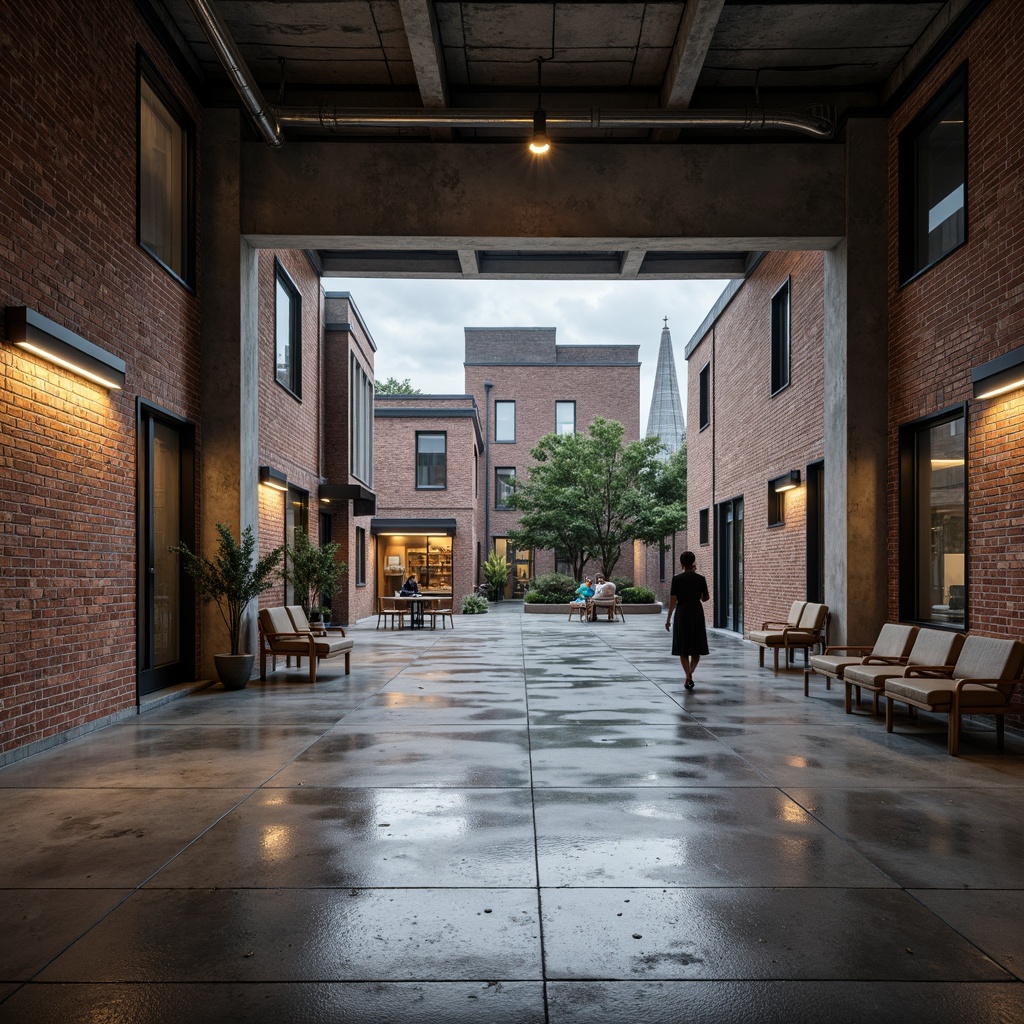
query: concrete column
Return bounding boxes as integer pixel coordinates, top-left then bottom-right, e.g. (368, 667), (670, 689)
(823, 119), (889, 645)
(199, 109), (260, 673)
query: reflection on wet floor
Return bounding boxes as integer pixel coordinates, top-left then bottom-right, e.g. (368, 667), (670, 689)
(2, 602), (1024, 1022)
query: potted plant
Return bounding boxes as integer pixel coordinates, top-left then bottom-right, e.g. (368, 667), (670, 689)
(171, 523), (283, 690)
(482, 549), (510, 601)
(283, 532), (347, 620)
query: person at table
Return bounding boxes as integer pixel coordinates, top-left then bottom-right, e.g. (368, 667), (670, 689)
(573, 577), (594, 603)
(590, 574), (616, 621)
(400, 574), (420, 596)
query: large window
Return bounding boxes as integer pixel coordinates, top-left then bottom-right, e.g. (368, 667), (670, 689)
(351, 356), (373, 485)
(698, 363), (711, 430)
(555, 401), (576, 435)
(771, 279), (791, 395)
(495, 400), (515, 442)
(416, 432), (447, 489)
(138, 58), (193, 285)
(899, 67), (967, 284)
(899, 407), (966, 626)
(495, 467), (515, 508)
(274, 261), (301, 397)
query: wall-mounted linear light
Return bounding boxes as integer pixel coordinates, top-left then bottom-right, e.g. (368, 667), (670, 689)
(771, 469), (801, 493)
(7, 306), (126, 390)
(259, 465), (288, 491)
(972, 345), (1024, 400)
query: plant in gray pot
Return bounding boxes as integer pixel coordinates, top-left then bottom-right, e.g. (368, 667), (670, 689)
(171, 523), (283, 690)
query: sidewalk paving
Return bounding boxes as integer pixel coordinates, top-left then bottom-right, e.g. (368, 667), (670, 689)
(2, 604), (1023, 1023)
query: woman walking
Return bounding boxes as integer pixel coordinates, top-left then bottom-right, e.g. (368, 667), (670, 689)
(665, 551), (710, 689)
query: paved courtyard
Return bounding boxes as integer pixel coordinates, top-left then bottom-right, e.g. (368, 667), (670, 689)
(2, 603), (1024, 1023)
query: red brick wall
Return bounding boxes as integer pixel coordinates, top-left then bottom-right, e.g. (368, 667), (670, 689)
(0, 0), (203, 756)
(686, 251), (825, 635)
(886, 0), (1024, 714)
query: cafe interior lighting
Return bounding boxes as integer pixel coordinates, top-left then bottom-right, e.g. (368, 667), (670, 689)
(7, 306), (126, 390)
(972, 345), (1024, 400)
(771, 469), (801, 493)
(259, 465), (288, 491)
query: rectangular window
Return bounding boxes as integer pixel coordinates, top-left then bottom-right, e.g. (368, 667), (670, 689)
(770, 279), (791, 395)
(355, 526), (366, 586)
(698, 363), (711, 430)
(899, 67), (967, 284)
(555, 551), (572, 576)
(138, 58), (193, 285)
(274, 260), (301, 397)
(416, 432), (447, 489)
(351, 356), (373, 485)
(699, 508), (709, 545)
(284, 487), (309, 607)
(495, 400), (515, 442)
(555, 401), (576, 435)
(899, 407), (966, 626)
(767, 481), (785, 527)
(495, 467), (515, 509)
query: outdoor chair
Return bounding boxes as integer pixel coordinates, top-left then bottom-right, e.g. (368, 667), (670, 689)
(258, 607), (352, 683)
(589, 593), (624, 623)
(803, 623), (918, 697)
(286, 605), (346, 637)
(429, 600), (455, 630)
(376, 596), (405, 630)
(883, 634), (1024, 755)
(843, 627), (965, 716)
(748, 602), (828, 673)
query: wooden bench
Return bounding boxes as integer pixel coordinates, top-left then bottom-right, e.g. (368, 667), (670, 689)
(748, 602), (829, 673)
(258, 606), (353, 684)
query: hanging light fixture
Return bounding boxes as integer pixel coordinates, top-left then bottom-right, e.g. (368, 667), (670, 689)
(529, 57), (550, 155)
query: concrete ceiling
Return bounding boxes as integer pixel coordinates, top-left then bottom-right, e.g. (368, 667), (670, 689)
(142, 0), (974, 278)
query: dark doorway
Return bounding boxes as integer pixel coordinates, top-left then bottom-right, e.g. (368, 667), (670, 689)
(715, 496), (744, 633)
(805, 460), (825, 602)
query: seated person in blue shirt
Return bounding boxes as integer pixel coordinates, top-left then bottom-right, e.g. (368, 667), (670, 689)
(573, 577), (594, 603)
(400, 574), (420, 596)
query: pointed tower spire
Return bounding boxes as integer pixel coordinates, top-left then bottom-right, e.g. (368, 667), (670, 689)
(645, 318), (686, 459)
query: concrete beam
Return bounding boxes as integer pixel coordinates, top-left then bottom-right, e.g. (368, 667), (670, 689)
(241, 141), (846, 248)
(398, 0), (452, 141)
(619, 250), (645, 277)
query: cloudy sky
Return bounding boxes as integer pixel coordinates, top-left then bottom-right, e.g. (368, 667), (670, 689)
(324, 278), (730, 429)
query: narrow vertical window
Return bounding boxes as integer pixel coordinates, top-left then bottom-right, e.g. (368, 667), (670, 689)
(495, 400), (516, 442)
(699, 508), (709, 545)
(416, 432), (447, 489)
(698, 363), (711, 430)
(555, 401), (576, 435)
(138, 58), (193, 285)
(770, 279), (791, 395)
(495, 467), (515, 508)
(351, 357), (373, 485)
(355, 526), (366, 585)
(274, 261), (301, 397)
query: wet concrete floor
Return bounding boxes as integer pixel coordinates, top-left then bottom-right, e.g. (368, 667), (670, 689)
(2, 603), (1024, 1022)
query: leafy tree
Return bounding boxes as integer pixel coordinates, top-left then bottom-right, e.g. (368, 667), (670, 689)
(508, 418), (687, 579)
(374, 376), (421, 395)
(283, 532), (347, 616)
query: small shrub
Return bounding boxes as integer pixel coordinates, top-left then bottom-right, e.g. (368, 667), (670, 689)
(526, 572), (579, 604)
(619, 586), (656, 604)
(461, 594), (489, 614)
(610, 575), (633, 592)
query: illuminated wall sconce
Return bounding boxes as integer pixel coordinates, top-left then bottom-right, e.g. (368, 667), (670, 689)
(972, 345), (1024, 400)
(7, 306), (126, 390)
(259, 465), (288, 491)
(771, 469), (801, 493)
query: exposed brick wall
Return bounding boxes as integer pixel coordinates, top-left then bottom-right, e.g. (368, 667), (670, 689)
(685, 251), (825, 636)
(886, 0), (1024, 721)
(0, 0), (203, 756)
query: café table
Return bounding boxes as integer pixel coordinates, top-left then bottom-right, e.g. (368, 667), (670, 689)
(391, 594), (440, 629)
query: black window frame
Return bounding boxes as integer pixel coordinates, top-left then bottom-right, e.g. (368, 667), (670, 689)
(555, 400), (576, 436)
(415, 430), (447, 490)
(136, 48), (195, 289)
(495, 400), (516, 443)
(698, 363), (711, 431)
(495, 466), (516, 509)
(770, 278), (791, 396)
(898, 404), (968, 629)
(283, 486), (310, 607)
(355, 526), (366, 586)
(274, 259), (302, 399)
(767, 481), (785, 527)
(898, 64), (968, 286)
(698, 507), (709, 545)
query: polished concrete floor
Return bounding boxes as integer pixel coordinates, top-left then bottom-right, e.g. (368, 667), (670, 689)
(2, 604), (1024, 1023)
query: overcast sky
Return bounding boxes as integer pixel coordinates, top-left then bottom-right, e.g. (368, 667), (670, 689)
(324, 278), (729, 430)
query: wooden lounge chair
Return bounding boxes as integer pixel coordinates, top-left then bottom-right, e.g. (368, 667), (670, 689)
(258, 607), (353, 683)
(748, 602), (828, 673)
(842, 627), (965, 716)
(286, 605), (346, 637)
(883, 635), (1024, 755)
(804, 623), (918, 697)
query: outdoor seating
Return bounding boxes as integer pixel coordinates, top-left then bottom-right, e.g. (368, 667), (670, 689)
(883, 634), (1024, 755)
(748, 602), (829, 673)
(258, 606), (353, 683)
(286, 605), (346, 637)
(803, 622), (918, 697)
(843, 627), (964, 716)
(588, 594), (625, 623)
(429, 600), (455, 630)
(376, 596), (405, 630)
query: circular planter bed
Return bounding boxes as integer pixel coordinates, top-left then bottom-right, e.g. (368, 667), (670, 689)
(523, 602), (663, 615)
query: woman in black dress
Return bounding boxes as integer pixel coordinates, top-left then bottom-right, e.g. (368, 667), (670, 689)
(665, 551), (710, 689)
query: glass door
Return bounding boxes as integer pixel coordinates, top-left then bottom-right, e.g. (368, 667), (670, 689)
(715, 497), (744, 633)
(139, 406), (194, 696)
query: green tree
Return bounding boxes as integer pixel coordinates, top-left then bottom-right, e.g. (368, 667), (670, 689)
(509, 418), (687, 579)
(374, 376), (421, 395)
(284, 532), (347, 615)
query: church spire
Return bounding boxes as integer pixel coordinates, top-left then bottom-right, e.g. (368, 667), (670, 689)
(645, 318), (686, 459)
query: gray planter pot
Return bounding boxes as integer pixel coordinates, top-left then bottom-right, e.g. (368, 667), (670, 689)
(214, 653), (255, 690)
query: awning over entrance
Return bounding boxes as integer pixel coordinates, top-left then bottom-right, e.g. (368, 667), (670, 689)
(321, 483), (376, 517)
(371, 518), (456, 536)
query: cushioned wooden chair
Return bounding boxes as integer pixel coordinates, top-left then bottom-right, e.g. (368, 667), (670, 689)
(748, 602), (828, 673)
(258, 607), (352, 683)
(286, 605), (346, 637)
(376, 596), (405, 630)
(428, 600), (455, 630)
(842, 627), (965, 716)
(883, 635), (1024, 755)
(804, 623), (918, 697)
